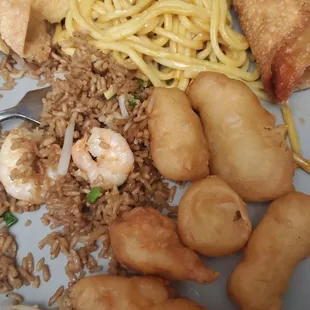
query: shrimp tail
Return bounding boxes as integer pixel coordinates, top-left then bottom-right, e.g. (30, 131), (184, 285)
(73, 134), (89, 152)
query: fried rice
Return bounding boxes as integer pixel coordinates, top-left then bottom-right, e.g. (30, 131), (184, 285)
(0, 34), (171, 304)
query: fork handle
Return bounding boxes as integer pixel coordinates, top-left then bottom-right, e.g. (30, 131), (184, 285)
(0, 107), (40, 124)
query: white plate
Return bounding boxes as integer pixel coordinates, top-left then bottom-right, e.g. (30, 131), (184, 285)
(1, 39), (310, 310)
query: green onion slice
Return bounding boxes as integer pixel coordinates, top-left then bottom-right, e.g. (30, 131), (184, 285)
(87, 187), (102, 203)
(128, 99), (137, 107)
(137, 79), (144, 89)
(133, 93), (141, 100)
(2, 211), (18, 227)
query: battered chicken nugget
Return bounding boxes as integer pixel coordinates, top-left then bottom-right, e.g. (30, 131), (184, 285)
(58, 275), (174, 310)
(150, 298), (207, 310)
(147, 87), (209, 181)
(228, 192), (310, 310)
(178, 176), (252, 256)
(109, 207), (219, 283)
(187, 72), (294, 202)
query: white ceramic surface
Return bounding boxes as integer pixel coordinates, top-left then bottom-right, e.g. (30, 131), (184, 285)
(1, 33), (310, 310)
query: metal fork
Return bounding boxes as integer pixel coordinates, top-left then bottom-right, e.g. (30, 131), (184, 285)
(0, 86), (51, 125)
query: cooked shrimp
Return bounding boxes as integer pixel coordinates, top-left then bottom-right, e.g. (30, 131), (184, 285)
(72, 128), (134, 190)
(0, 128), (59, 204)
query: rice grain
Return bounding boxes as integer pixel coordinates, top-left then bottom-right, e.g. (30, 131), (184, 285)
(89, 266), (102, 274)
(50, 239), (60, 259)
(24, 220), (32, 227)
(36, 258), (45, 272)
(2, 235), (13, 253)
(48, 286), (64, 306)
(168, 186), (177, 203)
(32, 276), (41, 289)
(6, 292), (24, 305)
(17, 266), (35, 283)
(42, 264), (51, 282)
(27, 253), (34, 274)
(0, 38), (171, 297)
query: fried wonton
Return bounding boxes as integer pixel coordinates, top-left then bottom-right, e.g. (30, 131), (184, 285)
(234, 0), (310, 102)
(24, 12), (51, 63)
(0, 0), (32, 57)
(0, 35), (9, 54)
(0, 0), (68, 62)
(32, 0), (69, 23)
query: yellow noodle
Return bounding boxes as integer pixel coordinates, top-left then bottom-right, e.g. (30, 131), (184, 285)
(152, 27), (203, 50)
(95, 0), (152, 22)
(281, 103), (310, 175)
(80, 0), (96, 19)
(294, 153), (310, 174)
(210, 0), (246, 67)
(124, 40), (260, 80)
(91, 40), (163, 86)
(281, 102), (301, 155)
(178, 16), (201, 34)
(54, 0), (264, 96)
(120, 0), (132, 9)
(218, 0), (248, 51)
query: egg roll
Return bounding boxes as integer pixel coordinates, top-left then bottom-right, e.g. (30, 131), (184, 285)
(234, 0), (310, 102)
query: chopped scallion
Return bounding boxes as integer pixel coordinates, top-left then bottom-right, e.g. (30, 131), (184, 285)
(87, 187), (102, 203)
(133, 93), (141, 100)
(2, 211), (18, 227)
(137, 79), (144, 89)
(128, 99), (137, 107)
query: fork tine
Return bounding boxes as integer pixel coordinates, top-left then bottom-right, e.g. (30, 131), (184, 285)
(19, 87), (52, 106)
(0, 86), (51, 124)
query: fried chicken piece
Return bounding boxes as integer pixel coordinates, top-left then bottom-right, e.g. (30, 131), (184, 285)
(227, 192), (310, 310)
(187, 72), (294, 202)
(109, 207), (219, 284)
(178, 176), (252, 256)
(150, 298), (207, 310)
(147, 87), (210, 181)
(58, 275), (174, 310)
